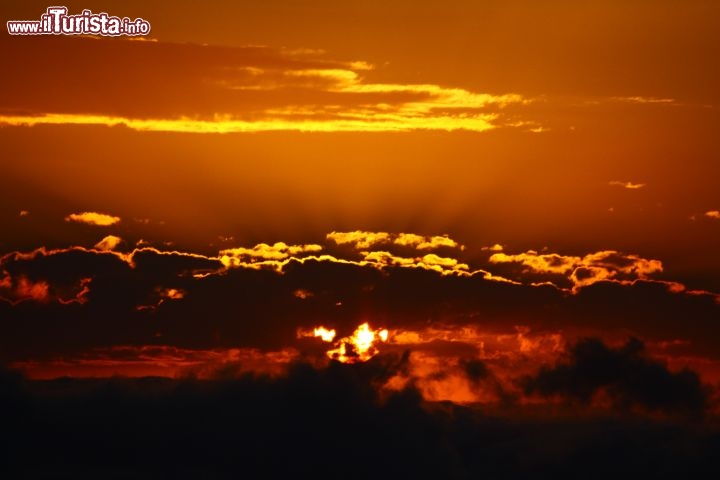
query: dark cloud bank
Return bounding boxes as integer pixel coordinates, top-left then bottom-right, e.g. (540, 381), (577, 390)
(2, 246), (719, 362)
(2, 342), (719, 480)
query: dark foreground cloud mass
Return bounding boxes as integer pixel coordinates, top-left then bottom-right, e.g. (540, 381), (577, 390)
(2, 361), (719, 480)
(524, 337), (709, 417)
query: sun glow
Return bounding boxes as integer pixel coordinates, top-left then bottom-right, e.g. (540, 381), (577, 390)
(313, 327), (337, 342)
(302, 322), (389, 363)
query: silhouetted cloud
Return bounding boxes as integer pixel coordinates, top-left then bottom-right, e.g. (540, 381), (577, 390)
(1, 363), (719, 479)
(524, 337), (709, 418)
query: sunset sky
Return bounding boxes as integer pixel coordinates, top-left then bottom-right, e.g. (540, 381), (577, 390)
(2, 1), (720, 477)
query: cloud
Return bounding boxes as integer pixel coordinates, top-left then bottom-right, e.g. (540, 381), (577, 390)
(360, 251), (470, 276)
(1, 232), (718, 394)
(393, 233), (462, 250)
(293, 288), (314, 299)
(705, 210), (720, 219)
(489, 249), (663, 291)
(524, 337), (709, 417)
(327, 231), (391, 249)
(0, 36), (527, 133)
(220, 242), (322, 262)
(0, 275), (49, 304)
(0, 112), (502, 133)
(135, 287), (187, 312)
(611, 96), (677, 105)
(609, 180), (646, 189)
(94, 235), (123, 251)
(0, 270), (91, 306)
(328, 231), (463, 251)
(65, 211), (121, 226)
(2, 361), (719, 479)
(12, 344), (297, 379)
(490, 251), (579, 275)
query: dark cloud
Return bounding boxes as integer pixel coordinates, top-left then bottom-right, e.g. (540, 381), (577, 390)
(1, 243), (719, 376)
(461, 358), (489, 384)
(524, 337), (709, 418)
(1, 364), (719, 479)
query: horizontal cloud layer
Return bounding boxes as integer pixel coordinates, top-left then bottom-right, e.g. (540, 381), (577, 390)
(0, 36), (526, 133)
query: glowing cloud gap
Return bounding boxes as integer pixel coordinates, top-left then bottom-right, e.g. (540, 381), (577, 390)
(300, 323), (389, 363)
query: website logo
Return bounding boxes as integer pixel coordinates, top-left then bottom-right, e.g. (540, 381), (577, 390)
(7, 6), (151, 36)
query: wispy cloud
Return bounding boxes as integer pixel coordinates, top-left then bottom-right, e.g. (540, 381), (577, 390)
(611, 96), (677, 105)
(609, 180), (646, 190)
(0, 37), (527, 133)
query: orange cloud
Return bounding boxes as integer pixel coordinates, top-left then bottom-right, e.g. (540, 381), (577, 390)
(361, 251), (470, 276)
(0, 36), (527, 133)
(94, 235), (123, 251)
(65, 211), (121, 226)
(293, 288), (314, 299)
(328, 231), (463, 251)
(611, 96), (677, 105)
(327, 231), (391, 249)
(609, 180), (646, 189)
(12, 345), (299, 379)
(489, 249), (663, 291)
(219, 242), (323, 269)
(0, 271), (91, 306)
(0, 112), (502, 133)
(8, 275), (50, 303)
(136, 287), (187, 312)
(705, 210), (720, 219)
(380, 325), (567, 404)
(393, 233), (463, 250)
